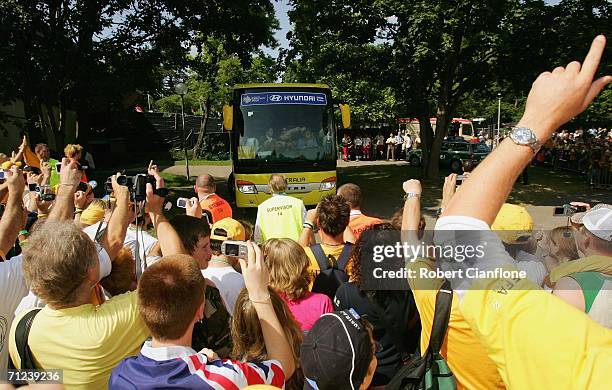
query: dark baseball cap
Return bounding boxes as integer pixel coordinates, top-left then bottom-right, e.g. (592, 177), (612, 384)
(300, 309), (374, 390)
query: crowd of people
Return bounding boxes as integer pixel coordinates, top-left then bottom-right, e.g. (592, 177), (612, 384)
(535, 128), (612, 188)
(0, 36), (611, 390)
(341, 131), (418, 162)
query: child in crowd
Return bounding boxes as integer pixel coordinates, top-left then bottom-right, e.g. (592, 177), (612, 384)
(231, 287), (305, 390)
(262, 238), (333, 331)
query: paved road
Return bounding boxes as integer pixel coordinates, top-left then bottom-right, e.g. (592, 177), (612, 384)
(163, 160), (610, 230)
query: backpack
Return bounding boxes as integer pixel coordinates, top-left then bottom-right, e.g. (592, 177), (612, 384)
(386, 280), (456, 390)
(8, 309), (41, 373)
(310, 243), (352, 299)
(191, 285), (232, 357)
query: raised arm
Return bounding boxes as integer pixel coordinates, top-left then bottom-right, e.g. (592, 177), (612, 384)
(146, 175), (186, 256)
(298, 208), (317, 247)
(101, 175), (131, 260)
(401, 179), (422, 231)
(48, 158), (83, 222)
(239, 242), (296, 377)
(0, 167), (25, 256)
(443, 35), (611, 224)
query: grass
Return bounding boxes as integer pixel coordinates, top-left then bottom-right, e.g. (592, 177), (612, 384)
(338, 164), (609, 220)
(174, 159), (231, 166)
(90, 160), (609, 224)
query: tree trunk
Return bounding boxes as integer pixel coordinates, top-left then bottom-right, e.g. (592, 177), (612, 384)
(193, 98), (210, 157)
(427, 108), (451, 179)
(418, 114), (433, 177)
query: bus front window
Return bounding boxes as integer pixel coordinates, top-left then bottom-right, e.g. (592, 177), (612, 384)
(238, 103), (335, 161)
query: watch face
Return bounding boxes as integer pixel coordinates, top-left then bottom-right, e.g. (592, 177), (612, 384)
(513, 128), (534, 144)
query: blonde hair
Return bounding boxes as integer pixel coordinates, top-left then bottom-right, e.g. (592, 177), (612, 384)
(22, 221), (97, 307)
(549, 226), (579, 263)
(64, 144), (83, 158)
(231, 288), (304, 389)
(268, 174), (287, 193)
(262, 238), (311, 300)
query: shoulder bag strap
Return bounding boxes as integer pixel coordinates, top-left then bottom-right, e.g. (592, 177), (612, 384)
(9, 308), (42, 370)
(310, 244), (329, 271)
(336, 243), (353, 271)
(427, 280), (453, 355)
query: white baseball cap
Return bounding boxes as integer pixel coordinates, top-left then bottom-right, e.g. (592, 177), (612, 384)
(582, 206), (612, 242)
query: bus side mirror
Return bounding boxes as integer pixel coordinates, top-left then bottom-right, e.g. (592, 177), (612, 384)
(223, 105), (233, 131)
(339, 104), (351, 129)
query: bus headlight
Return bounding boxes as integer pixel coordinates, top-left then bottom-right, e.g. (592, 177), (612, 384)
(237, 180), (258, 194)
(320, 177), (336, 191)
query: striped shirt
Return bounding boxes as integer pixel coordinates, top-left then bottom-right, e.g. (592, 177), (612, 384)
(109, 341), (285, 389)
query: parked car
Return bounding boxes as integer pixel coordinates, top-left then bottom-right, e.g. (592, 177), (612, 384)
(408, 139), (490, 172)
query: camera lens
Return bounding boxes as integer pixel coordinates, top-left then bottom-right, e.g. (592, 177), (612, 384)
(116, 175), (128, 185)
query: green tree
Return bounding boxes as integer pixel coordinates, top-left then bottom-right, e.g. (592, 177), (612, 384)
(0, 0), (279, 150)
(284, 0), (394, 125)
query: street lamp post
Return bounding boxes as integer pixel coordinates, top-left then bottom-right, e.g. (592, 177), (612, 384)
(175, 82), (190, 179)
(496, 93), (502, 148)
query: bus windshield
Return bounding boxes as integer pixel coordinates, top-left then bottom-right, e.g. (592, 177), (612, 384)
(237, 101), (335, 162)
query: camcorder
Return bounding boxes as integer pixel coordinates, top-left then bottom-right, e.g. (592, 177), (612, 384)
(455, 174), (466, 186)
(220, 240), (248, 259)
(28, 183), (56, 201)
(553, 204), (587, 216)
(105, 174), (168, 201)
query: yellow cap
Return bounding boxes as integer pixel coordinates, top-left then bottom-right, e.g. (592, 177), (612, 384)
(491, 203), (533, 244)
(210, 218), (246, 241)
(80, 203), (106, 226)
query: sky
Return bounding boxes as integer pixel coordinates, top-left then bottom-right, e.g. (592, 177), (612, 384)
(263, 0), (291, 58)
(264, 0), (562, 58)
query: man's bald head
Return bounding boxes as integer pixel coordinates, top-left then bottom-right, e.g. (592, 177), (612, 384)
(195, 174), (216, 193)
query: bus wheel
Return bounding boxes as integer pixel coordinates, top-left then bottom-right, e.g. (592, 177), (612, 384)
(450, 159), (462, 173)
(409, 155), (421, 167)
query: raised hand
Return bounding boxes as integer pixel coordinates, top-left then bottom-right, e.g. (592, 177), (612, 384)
(402, 179), (422, 195)
(238, 241), (270, 302)
(185, 197), (203, 219)
(58, 157), (82, 188)
(6, 166), (25, 196)
(519, 35), (611, 141)
(441, 174), (457, 209)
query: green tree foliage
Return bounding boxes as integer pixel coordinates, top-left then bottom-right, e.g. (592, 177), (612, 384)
(0, 0), (278, 149)
(285, 0), (611, 177)
(283, 0), (394, 124)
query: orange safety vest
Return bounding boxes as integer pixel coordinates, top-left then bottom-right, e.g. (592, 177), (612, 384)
(199, 194), (232, 223)
(349, 213), (383, 240)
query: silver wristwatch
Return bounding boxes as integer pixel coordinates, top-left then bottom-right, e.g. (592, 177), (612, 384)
(509, 127), (541, 154)
(404, 192), (420, 200)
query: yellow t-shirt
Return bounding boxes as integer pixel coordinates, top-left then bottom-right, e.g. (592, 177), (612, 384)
(407, 260), (505, 390)
(462, 267), (612, 390)
(9, 291), (148, 389)
(305, 244), (348, 290)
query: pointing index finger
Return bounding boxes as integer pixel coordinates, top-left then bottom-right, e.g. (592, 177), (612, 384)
(580, 35), (607, 82)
